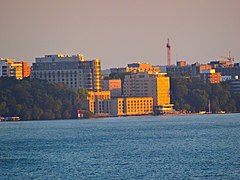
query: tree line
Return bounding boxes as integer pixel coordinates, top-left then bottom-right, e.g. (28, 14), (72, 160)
(171, 77), (240, 113)
(0, 77), (88, 120)
(1, 75), (239, 120)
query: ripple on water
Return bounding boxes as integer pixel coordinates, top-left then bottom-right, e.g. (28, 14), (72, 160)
(0, 114), (240, 179)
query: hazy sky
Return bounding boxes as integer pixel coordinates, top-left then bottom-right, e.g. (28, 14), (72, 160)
(0, 0), (240, 69)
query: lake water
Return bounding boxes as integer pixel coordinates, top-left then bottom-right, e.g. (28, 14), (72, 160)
(0, 114), (240, 179)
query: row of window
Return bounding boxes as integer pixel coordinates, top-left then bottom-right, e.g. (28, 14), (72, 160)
(127, 107), (152, 110)
(127, 109), (152, 113)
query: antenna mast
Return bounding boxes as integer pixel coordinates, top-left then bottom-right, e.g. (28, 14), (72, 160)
(166, 38), (171, 66)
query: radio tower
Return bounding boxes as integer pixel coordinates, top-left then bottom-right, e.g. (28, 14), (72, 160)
(166, 38), (171, 66)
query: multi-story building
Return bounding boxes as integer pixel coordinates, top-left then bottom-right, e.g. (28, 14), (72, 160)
(200, 69), (221, 84)
(31, 54), (101, 91)
(167, 61), (213, 77)
(110, 97), (153, 116)
(0, 58), (31, 79)
(10, 62), (23, 79)
(0, 59), (11, 77)
(215, 64), (240, 78)
(84, 91), (111, 114)
(191, 63), (212, 76)
(101, 79), (122, 97)
(230, 76), (240, 93)
(209, 60), (232, 68)
(110, 62), (160, 74)
(167, 60), (240, 80)
(123, 72), (172, 112)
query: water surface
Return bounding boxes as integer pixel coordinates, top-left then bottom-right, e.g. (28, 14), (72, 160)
(1, 114), (240, 179)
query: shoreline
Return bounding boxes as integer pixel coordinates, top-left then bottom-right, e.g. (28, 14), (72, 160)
(0, 111), (231, 122)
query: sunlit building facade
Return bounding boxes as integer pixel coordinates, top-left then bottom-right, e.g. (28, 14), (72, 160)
(84, 91), (111, 113)
(0, 58), (31, 79)
(123, 72), (170, 106)
(22, 62), (31, 78)
(110, 97), (153, 116)
(10, 62), (23, 79)
(31, 54), (101, 91)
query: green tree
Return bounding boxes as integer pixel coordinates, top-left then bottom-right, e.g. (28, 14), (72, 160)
(170, 77), (237, 113)
(0, 77), (82, 120)
(0, 102), (8, 115)
(74, 88), (88, 109)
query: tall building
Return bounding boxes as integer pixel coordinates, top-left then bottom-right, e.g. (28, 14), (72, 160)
(31, 54), (101, 91)
(123, 72), (172, 111)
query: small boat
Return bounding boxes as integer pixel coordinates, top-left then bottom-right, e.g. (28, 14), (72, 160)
(2, 117), (20, 121)
(199, 111), (206, 114)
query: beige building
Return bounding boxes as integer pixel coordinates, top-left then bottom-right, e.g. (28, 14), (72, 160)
(31, 54), (101, 91)
(101, 79), (122, 97)
(10, 62), (23, 79)
(84, 91), (111, 114)
(123, 72), (171, 106)
(110, 97), (153, 116)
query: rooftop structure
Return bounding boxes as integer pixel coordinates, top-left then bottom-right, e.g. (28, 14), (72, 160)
(177, 60), (187, 67)
(110, 62), (160, 74)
